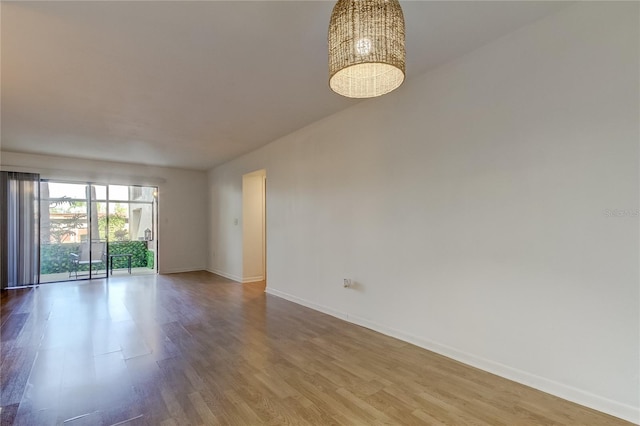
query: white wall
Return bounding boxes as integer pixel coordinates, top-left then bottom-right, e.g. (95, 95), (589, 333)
(0, 151), (208, 274)
(207, 3), (639, 422)
(242, 169), (266, 282)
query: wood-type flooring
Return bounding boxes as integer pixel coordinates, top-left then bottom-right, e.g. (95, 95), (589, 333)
(0, 272), (633, 425)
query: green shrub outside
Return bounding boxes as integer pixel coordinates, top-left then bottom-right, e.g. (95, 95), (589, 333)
(40, 241), (148, 274)
(146, 250), (155, 269)
(40, 243), (81, 274)
(108, 241), (148, 269)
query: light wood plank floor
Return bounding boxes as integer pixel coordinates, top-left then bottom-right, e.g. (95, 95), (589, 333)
(0, 272), (633, 425)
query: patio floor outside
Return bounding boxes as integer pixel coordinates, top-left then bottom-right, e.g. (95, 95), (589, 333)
(40, 266), (156, 283)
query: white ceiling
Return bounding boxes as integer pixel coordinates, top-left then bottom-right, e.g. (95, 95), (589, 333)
(1, 1), (568, 171)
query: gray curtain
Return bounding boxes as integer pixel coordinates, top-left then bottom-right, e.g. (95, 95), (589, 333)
(1, 172), (40, 288)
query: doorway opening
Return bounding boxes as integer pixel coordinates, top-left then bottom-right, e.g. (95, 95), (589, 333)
(39, 181), (158, 283)
(242, 169), (266, 284)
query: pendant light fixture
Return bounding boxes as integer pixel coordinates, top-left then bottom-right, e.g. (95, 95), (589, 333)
(328, 0), (406, 98)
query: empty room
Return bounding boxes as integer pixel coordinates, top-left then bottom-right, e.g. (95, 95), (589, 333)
(1, 1), (638, 425)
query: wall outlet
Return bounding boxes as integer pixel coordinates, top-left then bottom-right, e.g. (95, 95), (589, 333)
(343, 278), (351, 288)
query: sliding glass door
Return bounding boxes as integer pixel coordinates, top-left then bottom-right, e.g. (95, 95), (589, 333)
(40, 182), (103, 282)
(39, 181), (157, 283)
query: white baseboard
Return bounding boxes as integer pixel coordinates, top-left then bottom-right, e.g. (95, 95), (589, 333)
(159, 266), (205, 274)
(265, 288), (639, 425)
(206, 269), (263, 284)
(266, 288), (348, 319)
(206, 268), (242, 283)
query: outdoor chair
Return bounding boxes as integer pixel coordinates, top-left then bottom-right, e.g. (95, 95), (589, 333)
(69, 242), (107, 278)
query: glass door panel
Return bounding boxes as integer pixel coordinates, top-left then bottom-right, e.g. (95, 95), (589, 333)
(107, 185), (157, 275)
(39, 182), (89, 282)
(107, 200), (131, 274)
(90, 185), (108, 279)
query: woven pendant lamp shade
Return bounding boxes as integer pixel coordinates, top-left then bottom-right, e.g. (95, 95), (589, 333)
(328, 0), (405, 98)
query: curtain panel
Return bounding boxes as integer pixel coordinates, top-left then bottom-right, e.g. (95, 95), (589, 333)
(1, 172), (40, 288)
